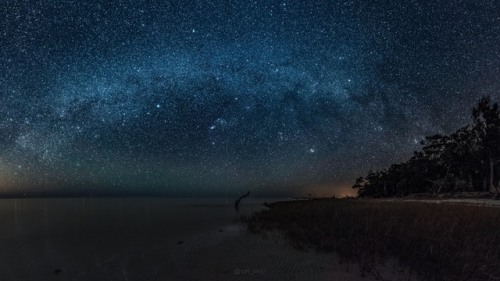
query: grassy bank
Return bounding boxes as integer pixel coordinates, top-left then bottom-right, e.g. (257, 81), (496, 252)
(244, 199), (500, 281)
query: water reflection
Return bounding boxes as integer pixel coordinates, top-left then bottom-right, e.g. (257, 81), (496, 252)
(0, 197), (283, 279)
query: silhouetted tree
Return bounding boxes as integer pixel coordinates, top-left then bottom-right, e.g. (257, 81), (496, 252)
(353, 96), (500, 197)
(472, 96), (500, 194)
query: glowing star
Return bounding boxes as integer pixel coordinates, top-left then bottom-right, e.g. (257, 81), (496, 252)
(309, 148), (316, 153)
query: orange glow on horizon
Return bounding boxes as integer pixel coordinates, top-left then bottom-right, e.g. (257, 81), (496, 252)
(305, 184), (357, 198)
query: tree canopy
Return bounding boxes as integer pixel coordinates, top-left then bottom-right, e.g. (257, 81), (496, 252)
(353, 96), (500, 198)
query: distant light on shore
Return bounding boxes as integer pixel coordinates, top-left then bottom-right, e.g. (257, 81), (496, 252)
(305, 184), (357, 198)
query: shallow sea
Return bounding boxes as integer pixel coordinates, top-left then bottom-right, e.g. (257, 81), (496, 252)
(0, 197), (282, 280)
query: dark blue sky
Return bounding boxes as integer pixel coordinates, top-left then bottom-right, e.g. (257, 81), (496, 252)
(0, 0), (499, 197)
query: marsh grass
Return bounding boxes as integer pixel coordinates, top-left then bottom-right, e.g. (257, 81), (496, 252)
(244, 199), (500, 281)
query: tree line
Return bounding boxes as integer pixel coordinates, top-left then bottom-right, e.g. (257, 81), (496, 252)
(353, 96), (500, 198)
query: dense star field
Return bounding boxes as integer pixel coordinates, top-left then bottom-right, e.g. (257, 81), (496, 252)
(0, 0), (498, 196)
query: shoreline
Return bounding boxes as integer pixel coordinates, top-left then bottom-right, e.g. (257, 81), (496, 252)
(0, 197), (419, 280)
(380, 198), (500, 207)
(8, 197), (499, 280)
(246, 198), (500, 281)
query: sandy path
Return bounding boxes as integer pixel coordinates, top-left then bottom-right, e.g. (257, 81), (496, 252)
(381, 198), (500, 207)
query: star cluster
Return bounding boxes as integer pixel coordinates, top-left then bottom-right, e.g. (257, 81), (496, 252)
(0, 0), (498, 196)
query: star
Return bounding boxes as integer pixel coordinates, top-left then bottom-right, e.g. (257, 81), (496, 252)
(0, 0), (496, 197)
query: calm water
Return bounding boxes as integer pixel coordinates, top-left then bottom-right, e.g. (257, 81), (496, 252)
(0, 197), (282, 279)
(0, 197), (275, 237)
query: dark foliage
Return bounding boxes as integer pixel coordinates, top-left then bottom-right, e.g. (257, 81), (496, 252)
(353, 96), (500, 197)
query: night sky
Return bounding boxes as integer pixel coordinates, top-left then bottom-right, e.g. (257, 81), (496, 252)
(0, 0), (499, 197)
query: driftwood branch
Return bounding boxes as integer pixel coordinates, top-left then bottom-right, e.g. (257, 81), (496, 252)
(234, 191), (250, 210)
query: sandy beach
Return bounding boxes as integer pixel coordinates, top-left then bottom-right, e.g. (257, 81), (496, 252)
(0, 197), (418, 281)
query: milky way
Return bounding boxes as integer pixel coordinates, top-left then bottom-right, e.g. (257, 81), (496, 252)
(0, 0), (499, 196)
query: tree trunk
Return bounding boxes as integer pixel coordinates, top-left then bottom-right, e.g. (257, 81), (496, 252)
(491, 157), (500, 194)
(489, 156), (498, 193)
(436, 183), (443, 194)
